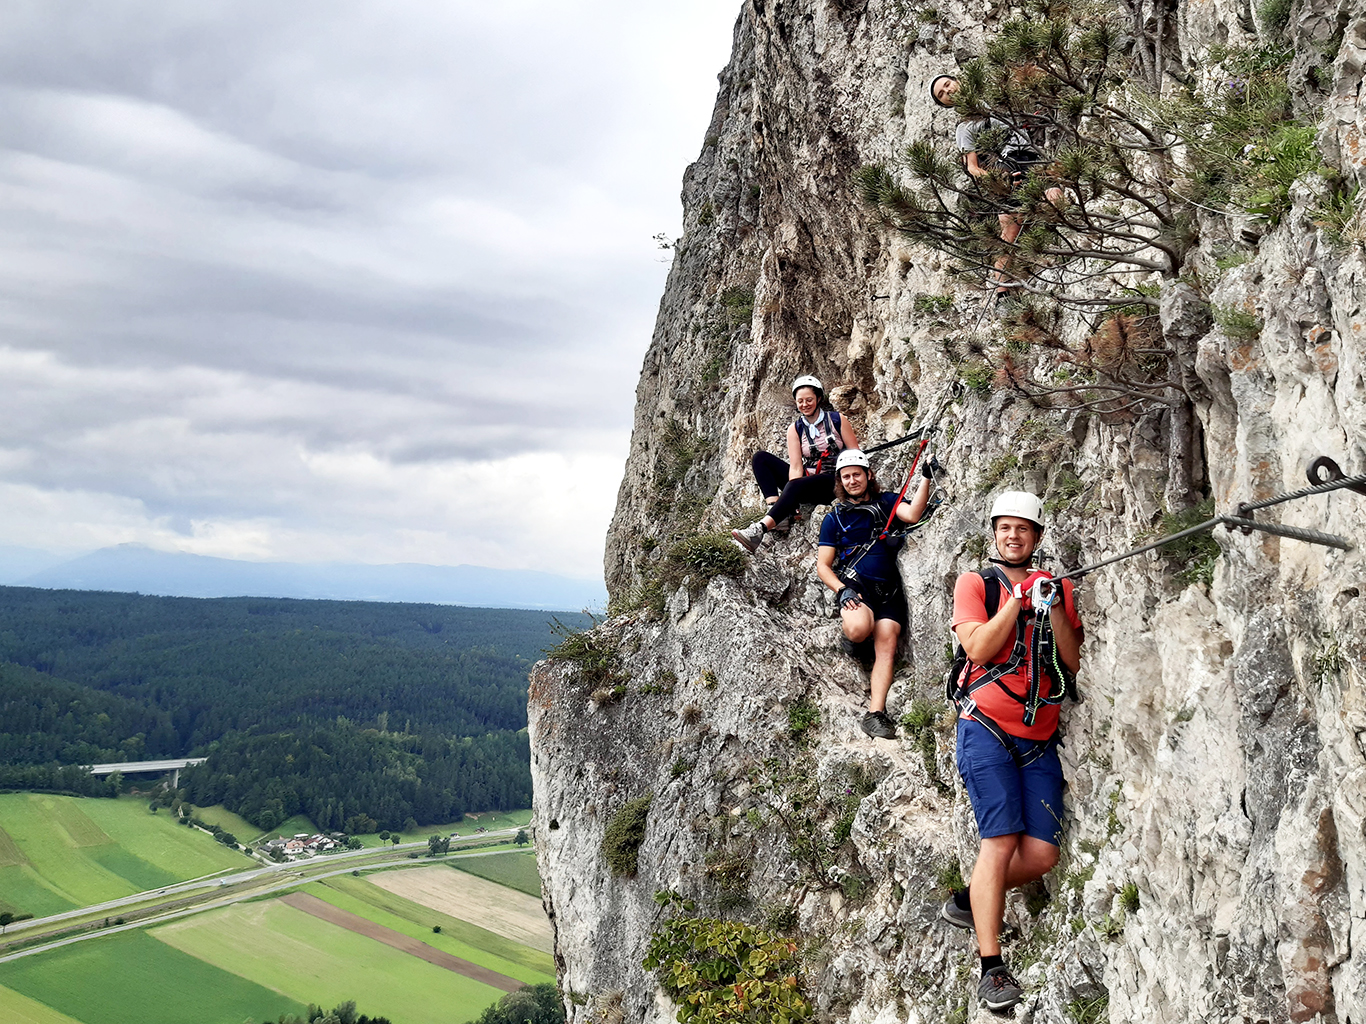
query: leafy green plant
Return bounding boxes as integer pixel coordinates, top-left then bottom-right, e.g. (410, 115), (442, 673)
(602, 794), (653, 877)
(705, 847), (753, 910)
(1067, 994), (1109, 1024)
(913, 293), (954, 315)
(978, 453), (1020, 492)
(899, 699), (950, 795)
(719, 287), (755, 327)
(1257, 0), (1292, 36)
(749, 756), (865, 889)
(1154, 498), (1221, 587)
(1105, 786), (1124, 838)
(935, 861), (965, 896)
(640, 670), (678, 696)
(787, 697), (821, 742)
(1314, 184), (1365, 249)
(548, 618), (623, 689)
(1237, 123), (1321, 224)
(697, 201), (715, 226)
(663, 534), (747, 586)
(1119, 882), (1140, 914)
(643, 893), (811, 1024)
(959, 360), (994, 395)
(1314, 633), (1346, 684)
(671, 759), (693, 779)
(762, 902), (799, 932)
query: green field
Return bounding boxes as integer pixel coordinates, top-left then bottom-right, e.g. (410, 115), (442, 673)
(306, 877), (554, 983)
(0, 929), (306, 1024)
(450, 851), (542, 897)
(188, 804), (269, 842)
(321, 874), (552, 972)
(0, 794), (248, 917)
(461, 809), (532, 830)
(152, 900), (507, 1024)
(0, 984), (87, 1024)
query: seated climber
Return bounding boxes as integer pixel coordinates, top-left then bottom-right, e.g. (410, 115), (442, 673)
(732, 374), (859, 553)
(815, 448), (932, 739)
(940, 491), (1083, 1012)
(930, 74), (1066, 306)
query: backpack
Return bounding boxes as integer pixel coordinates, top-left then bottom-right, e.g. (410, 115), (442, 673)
(944, 567), (1078, 765)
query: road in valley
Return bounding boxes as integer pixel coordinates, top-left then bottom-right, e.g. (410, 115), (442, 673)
(0, 827), (534, 963)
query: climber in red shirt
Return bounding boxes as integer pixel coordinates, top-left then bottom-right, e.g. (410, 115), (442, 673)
(941, 491), (1083, 1011)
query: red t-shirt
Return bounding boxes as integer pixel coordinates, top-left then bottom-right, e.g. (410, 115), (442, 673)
(951, 569), (1081, 740)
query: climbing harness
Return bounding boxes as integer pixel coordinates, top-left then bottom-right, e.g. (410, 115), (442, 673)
(797, 409), (845, 475)
(944, 456), (1364, 765)
(1047, 457), (1364, 586)
(945, 566), (1076, 767)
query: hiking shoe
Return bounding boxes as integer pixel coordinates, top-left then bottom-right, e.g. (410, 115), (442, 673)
(978, 965), (1024, 1012)
(730, 520), (767, 553)
(940, 896), (974, 930)
(860, 711), (897, 739)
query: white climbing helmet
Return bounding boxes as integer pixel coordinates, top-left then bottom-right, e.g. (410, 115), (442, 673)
(791, 374), (824, 397)
(835, 449), (870, 472)
(990, 491), (1045, 530)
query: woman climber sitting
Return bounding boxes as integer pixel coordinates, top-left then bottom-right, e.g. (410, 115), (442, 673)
(731, 374), (859, 554)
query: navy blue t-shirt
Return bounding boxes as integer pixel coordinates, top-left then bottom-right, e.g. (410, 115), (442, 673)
(818, 493), (901, 584)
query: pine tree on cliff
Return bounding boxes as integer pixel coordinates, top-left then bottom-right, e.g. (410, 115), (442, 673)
(855, 4), (1311, 421)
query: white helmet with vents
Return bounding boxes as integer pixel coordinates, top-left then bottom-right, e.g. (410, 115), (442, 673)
(989, 491), (1045, 530)
(835, 449), (870, 471)
(791, 375), (824, 397)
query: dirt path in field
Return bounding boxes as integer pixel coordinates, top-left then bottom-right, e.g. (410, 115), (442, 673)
(279, 892), (524, 993)
(368, 865), (553, 953)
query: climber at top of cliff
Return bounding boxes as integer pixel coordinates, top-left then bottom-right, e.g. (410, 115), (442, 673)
(930, 74), (1067, 307)
(939, 490), (1083, 1012)
(731, 374), (859, 554)
(814, 448), (932, 740)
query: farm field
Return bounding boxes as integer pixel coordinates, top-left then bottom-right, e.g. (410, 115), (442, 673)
(0, 794), (246, 918)
(369, 864), (553, 953)
(0, 983), (86, 1024)
(186, 804), (267, 842)
(0, 929), (306, 1024)
(152, 898), (507, 1024)
(305, 876), (554, 983)
(450, 850), (541, 897)
(352, 808), (531, 848)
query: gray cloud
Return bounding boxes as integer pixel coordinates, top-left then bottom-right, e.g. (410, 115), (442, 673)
(0, 1), (739, 577)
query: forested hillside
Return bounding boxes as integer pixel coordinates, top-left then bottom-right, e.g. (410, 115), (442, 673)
(0, 587), (589, 828)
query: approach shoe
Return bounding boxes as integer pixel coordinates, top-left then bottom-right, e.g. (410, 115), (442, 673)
(860, 710), (897, 740)
(978, 965), (1024, 1012)
(940, 896), (974, 930)
(730, 520), (767, 553)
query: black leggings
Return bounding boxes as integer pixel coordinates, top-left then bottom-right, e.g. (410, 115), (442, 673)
(752, 452), (837, 525)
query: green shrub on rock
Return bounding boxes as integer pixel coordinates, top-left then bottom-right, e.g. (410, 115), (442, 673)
(603, 794), (653, 876)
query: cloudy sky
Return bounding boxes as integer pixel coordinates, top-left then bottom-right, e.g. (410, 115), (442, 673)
(0, 0), (739, 582)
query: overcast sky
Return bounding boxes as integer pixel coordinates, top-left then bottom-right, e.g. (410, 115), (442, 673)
(0, 0), (739, 581)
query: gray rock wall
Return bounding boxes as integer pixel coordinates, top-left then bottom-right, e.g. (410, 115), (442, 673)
(534, 1), (1366, 1021)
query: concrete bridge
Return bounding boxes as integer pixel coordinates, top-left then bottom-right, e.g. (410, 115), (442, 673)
(85, 758), (208, 788)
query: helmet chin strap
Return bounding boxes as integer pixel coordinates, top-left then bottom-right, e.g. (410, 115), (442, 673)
(989, 555), (1034, 569)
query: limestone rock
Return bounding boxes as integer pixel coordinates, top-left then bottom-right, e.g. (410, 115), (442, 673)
(534, 1), (1366, 1021)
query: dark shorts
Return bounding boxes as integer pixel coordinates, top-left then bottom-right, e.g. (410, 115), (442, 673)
(956, 718), (1063, 845)
(845, 580), (907, 629)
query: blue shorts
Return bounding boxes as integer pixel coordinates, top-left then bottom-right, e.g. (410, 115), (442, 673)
(956, 718), (1064, 845)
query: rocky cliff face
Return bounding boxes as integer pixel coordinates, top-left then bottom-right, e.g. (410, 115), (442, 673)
(531, 1), (1366, 1021)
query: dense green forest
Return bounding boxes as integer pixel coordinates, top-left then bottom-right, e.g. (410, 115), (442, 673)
(0, 587), (588, 827)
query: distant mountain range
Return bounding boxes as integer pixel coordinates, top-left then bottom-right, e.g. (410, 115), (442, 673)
(0, 544), (605, 612)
